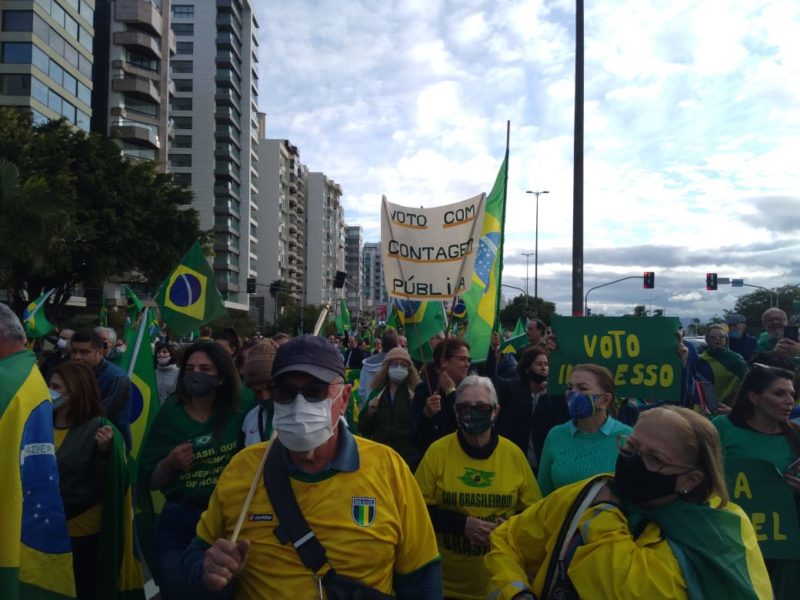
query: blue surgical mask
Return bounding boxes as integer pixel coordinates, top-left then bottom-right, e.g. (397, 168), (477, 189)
(566, 390), (598, 420)
(49, 388), (64, 409)
(728, 329), (742, 340)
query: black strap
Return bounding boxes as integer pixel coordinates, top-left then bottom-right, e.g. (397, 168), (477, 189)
(263, 440), (328, 574)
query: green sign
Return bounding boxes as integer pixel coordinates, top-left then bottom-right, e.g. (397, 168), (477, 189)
(548, 316), (682, 401)
(725, 458), (800, 559)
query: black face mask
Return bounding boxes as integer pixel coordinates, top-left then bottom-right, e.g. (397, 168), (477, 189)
(614, 452), (679, 504)
(527, 371), (547, 384)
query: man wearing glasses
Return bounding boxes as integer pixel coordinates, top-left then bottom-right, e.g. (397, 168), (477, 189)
(756, 307), (800, 359)
(182, 335), (442, 599)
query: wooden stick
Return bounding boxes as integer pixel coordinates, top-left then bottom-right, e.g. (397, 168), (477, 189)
(230, 443), (270, 542)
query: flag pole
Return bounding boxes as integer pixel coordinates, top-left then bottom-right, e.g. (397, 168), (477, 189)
(494, 121), (511, 332)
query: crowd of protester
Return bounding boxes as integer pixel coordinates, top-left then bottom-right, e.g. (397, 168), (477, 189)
(3, 301), (800, 599)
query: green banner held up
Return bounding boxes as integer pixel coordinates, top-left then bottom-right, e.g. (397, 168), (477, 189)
(725, 458), (800, 559)
(547, 316), (682, 401)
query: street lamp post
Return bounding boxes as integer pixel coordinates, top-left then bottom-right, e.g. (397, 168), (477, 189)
(526, 190), (549, 302)
(521, 252), (535, 312)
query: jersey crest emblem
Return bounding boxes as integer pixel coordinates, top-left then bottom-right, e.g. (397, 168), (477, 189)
(458, 467), (495, 488)
(352, 496), (376, 527)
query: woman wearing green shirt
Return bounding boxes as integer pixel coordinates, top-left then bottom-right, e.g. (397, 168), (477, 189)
(537, 364), (632, 496)
(140, 341), (243, 600)
(714, 363), (800, 599)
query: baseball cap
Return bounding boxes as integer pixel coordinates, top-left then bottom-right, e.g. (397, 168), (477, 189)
(271, 335), (345, 382)
(726, 314), (746, 325)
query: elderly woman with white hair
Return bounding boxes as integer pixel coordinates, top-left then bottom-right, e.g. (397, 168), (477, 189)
(414, 375), (541, 600)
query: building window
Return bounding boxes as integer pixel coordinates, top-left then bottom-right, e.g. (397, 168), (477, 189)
(170, 60), (193, 73)
(172, 116), (192, 129)
(1, 42), (32, 64)
(2, 11), (34, 32)
(173, 172), (192, 187)
(169, 153), (192, 168)
(127, 51), (158, 72)
(0, 73), (31, 95)
(171, 97), (192, 111)
(172, 4), (195, 18)
(172, 134), (192, 148)
(173, 78), (192, 92)
(125, 97), (157, 117)
(171, 22), (193, 36)
(176, 41), (193, 55)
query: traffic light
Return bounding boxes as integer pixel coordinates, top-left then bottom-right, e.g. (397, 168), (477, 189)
(706, 273), (717, 291)
(643, 272), (655, 289)
(586, 307), (592, 316)
(246, 277), (257, 294)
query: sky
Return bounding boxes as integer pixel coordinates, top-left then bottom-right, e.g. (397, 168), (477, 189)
(253, 0), (800, 324)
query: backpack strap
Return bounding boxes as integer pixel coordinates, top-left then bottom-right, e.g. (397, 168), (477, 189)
(263, 440), (329, 575)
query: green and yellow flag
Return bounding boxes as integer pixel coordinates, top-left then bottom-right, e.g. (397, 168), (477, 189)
(393, 299), (446, 363)
(462, 154), (508, 361)
(0, 349), (75, 599)
(154, 240), (228, 336)
(22, 289), (54, 339)
(335, 299), (351, 334)
(512, 317), (526, 337)
(499, 332), (528, 355)
(99, 289), (109, 327)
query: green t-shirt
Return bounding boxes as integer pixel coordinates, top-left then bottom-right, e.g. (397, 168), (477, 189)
(713, 415), (794, 473)
(140, 396), (245, 501)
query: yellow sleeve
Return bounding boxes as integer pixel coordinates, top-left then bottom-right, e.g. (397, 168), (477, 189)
(195, 472), (226, 546)
(515, 449), (542, 510)
(413, 442), (440, 505)
(568, 502), (687, 599)
(393, 453), (441, 575)
(486, 495), (554, 600)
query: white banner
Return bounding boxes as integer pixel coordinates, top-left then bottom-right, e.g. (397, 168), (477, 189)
(381, 194), (486, 300)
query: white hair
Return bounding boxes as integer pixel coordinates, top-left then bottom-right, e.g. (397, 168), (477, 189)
(95, 326), (117, 346)
(0, 303), (26, 344)
(455, 375), (498, 406)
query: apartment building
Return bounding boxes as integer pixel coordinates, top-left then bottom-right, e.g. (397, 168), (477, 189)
(344, 225), (362, 319)
(305, 172), (344, 307)
(0, 0), (94, 130)
(166, 0), (260, 309)
(92, 0), (175, 165)
(362, 241), (389, 309)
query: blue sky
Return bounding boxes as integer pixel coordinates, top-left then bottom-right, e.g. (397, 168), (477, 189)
(253, 0), (800, 323)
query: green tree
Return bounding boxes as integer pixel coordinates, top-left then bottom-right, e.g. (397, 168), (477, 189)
(498, 295), (556, 330)
(268, 279), (294, 325)
(731, 285), (800, 331)
(0, 108), (204, 318)
(276, 303), (326, 335)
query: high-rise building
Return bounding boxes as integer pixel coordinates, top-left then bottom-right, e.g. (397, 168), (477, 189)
(166, 0), (260, 309)
(0, 0), (94, 131)
(344, 225), (362, 319)
(306, 172), (344, 307)
(362, 241), (388, 310)
(92, 0), (175, 166)
(255, 136), (305, 323)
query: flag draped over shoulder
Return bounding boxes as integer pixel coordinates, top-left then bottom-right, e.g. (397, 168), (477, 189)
(462, 155), (508, 361)
(0, 349), (75, 599)
(335, 299), (351, 334)
(393, 299), (446, 363)
(22, 289), (54, 339)
(118, 308), (158, 485)
(154, 240), (228, 336)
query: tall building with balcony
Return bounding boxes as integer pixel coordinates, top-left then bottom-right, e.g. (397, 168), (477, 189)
(306, 172), (344, 308)
(92, 0), (175, 165)
(256, 137), (306, 324)
(344, 225), (362, 319)
(363, 241), (389, 310)
(0, 0), (94, 131)
(166, 0), (260, 309)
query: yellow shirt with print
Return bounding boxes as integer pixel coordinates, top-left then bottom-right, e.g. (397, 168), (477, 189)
(196, 436), (440, 599)
(414, 433), (541, 600)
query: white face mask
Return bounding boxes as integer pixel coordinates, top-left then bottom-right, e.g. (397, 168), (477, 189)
(56, 338), (69, 350)
(156, 356), (172, 367)
(388, 365), (409, 383)
(272, 389), (342, 452)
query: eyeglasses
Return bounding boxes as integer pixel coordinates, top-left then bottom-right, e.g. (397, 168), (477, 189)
(271, 380), (342, 404)
(707, 334), (726, 340)
(454, 403), (494, 415)
(616, 435), (695, 473)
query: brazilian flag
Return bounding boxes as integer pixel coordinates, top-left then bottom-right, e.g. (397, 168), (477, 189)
(22, 289), (54, 339)
(154, 240), (228, 336)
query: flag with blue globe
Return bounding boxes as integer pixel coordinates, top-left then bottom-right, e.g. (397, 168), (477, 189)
(155, 240), (228, 336)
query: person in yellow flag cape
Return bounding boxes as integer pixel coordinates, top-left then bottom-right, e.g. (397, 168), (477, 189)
(50, 362), (144, 600)
(0, 303), (75, 600)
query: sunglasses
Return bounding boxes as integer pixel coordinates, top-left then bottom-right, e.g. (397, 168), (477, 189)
(454, 403), (494, 415)
(271, 380), (341, 404)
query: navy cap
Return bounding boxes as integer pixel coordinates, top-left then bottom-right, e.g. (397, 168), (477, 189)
(272, 335), (345, 382)
(726, 314), (746, 325)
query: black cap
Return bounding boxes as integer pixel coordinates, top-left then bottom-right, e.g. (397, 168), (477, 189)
(272, 335), (346, 382)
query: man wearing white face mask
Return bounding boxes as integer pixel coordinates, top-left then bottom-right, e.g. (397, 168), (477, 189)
(183, 335), (442, 599)
(40, 327), (74, 382)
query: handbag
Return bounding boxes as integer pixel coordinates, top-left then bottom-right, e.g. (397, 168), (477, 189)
(263, 440), (395, 600)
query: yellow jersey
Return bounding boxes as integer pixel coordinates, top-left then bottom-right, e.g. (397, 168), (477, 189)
(415, 432), (541, 599)
(196, 435), (440, 598)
